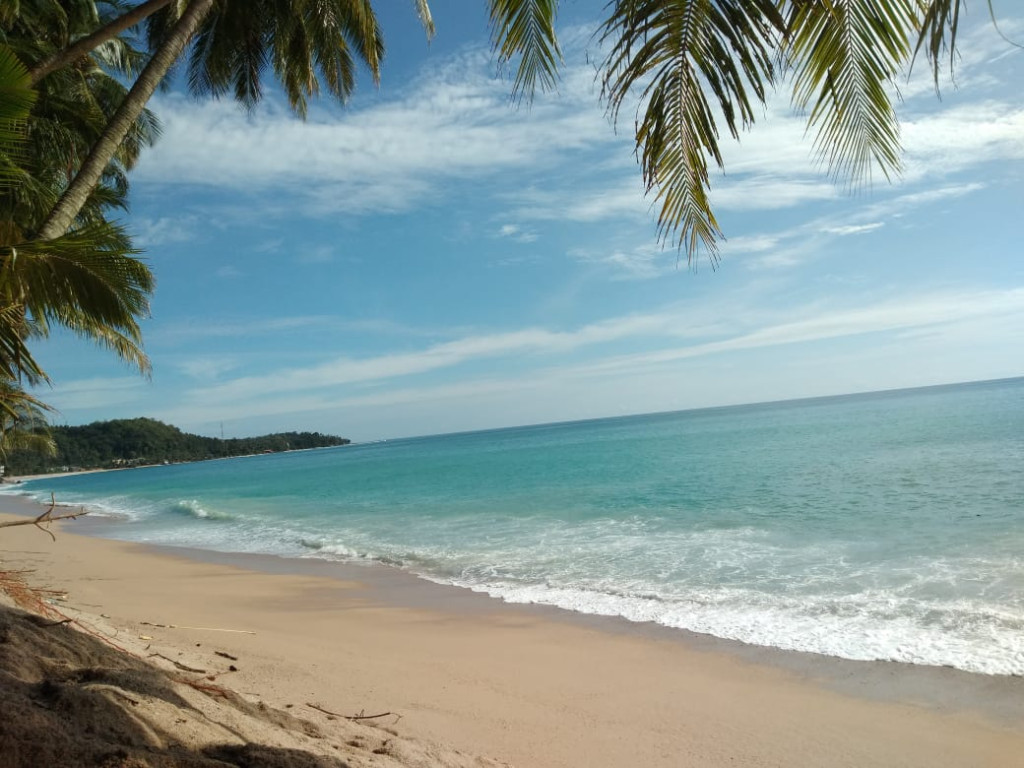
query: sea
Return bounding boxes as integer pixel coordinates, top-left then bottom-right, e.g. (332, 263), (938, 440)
(6, 378), (1023, 676)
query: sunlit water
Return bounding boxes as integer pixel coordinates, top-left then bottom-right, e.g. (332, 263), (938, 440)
(9, 378), (1024, 675)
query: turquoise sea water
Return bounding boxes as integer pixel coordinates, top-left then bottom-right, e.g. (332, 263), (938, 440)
(8, 378), (1024, 675)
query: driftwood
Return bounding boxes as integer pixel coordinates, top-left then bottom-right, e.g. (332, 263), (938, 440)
(148, 653), (207, 674)
(305, 703), (396, 722)
(140, 621), (255, 635)
(174, 677), (231, 698)
(0, 493), (88, 541)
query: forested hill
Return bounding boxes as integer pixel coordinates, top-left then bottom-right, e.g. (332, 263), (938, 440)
(2, 418), (350, 476)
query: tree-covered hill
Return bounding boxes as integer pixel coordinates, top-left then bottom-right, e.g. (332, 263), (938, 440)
(1, 418), (349, 476)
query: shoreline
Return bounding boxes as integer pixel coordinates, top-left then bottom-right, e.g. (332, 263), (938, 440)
(1, 498), (1023, 766)
(7, 493), (1024, 721)
(1, 442), (352, 485)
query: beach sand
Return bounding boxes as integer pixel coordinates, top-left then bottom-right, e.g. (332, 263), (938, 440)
(1, 501), (1022, 768)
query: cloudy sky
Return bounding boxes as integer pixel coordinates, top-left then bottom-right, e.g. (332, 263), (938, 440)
(31, 2), (1024, 441)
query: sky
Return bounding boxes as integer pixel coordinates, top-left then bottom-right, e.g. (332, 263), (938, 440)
(30, 2), (1024, 441)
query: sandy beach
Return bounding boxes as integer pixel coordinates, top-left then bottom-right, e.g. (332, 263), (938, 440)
(1, 500), (1022, 768)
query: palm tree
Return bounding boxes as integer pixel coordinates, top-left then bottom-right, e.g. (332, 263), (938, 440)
(37, 0), (394, 240)
(0, 11), (159, 379)
(22, 0), (177, 85)
(0, 44), (54, 453)
(0, 44), (44, 385)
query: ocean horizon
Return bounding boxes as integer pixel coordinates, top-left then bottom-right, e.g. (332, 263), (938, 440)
(8, 376), (1023, 676)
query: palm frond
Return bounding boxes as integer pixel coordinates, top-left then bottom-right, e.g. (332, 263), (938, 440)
(0, 220), (153, 375)
(181, 0), (383, 117)
(412, 0), (435, 40)
(0, 302), (47, 385)
(0, 45), (35, 124)
(601, 0), (783, 261)
(0, 45), (35, 193)
(785, 0), (919, 189)
(49, 303), (151, 375)
(0, 378), (55, 459)
(489, 0), (562, 101)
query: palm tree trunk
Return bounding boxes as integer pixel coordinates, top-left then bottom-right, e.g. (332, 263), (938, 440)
(29, 0), (176, 85)
(36, 0), (215, 242)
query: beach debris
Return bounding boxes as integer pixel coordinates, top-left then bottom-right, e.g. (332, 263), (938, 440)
(0, 493), (88, 541)
(173, 677), (231, 698)
(140, 620), (255, 635)
(148, 653), (206, 674)
(214, 650), (238, 660)
(305, 702), (397, 722)
(0, 568), (130, 655)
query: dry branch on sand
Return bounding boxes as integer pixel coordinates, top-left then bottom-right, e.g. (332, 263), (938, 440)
(0, 493), (88, 541)
(306, 702), (399, 722)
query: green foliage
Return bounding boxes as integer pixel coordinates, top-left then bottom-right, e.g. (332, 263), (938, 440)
(600, 0), (783, 261)
(3, 221), (153, 375)
(784, 0), (918, 188)
(3, 416), (350, 475)
(149, 0), (386, 118)
(490, 0), (561, 99)
(0, 7), (156, 386)
(0, 378), (54, 459)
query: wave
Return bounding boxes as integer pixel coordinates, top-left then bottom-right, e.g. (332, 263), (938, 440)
(281, 531), (1024, 676)
(168, 499), (234, 521)
(439, 579), (1024, 676)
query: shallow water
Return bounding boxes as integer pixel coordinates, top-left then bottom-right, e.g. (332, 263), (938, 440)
(11, 378), (1024, 675)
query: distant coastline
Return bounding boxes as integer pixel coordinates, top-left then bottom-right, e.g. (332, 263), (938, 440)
(2, 417), (350, 477)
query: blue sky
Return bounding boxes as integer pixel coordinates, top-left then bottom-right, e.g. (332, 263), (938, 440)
(31, 2), (1024, 441)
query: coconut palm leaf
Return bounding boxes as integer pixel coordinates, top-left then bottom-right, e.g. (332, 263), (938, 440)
(0, 378), (55, 459)
(412, 0), (435, 39)
(0, 45), (34, 124)
(0, 220), (153, 375)
(0, 44), (36, 186)
(173, 0), (385, 117)
(0, 302), (46, 385)
(600, 0), (784, 260)
(489, 0), (562, 100)
(784, 0), (919, 189)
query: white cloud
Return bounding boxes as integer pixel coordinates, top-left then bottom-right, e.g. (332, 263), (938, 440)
(150, 286), (1024, 433)
(175, 357), (240, 380)
(295, 245), (336, 264)
(134, 48), (617, 217)
(901, 102), (1024, 179)
(721, 235), (780, 254)
(508, 182), (652, 223)
(713, 177), (838, 211)
(569, 243), (676, 280)
(43, 377), (149, 412)
(132, 216), (198, 247)
(539, 289), (1024, 389)
(127, 14), (1022, 244)
(823, 222), (884, 236)
(153, 286), (1024, 422)
(496, 223), (538, 243)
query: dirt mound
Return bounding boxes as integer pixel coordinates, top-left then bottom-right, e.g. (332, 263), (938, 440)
(0, 603), (500, 768)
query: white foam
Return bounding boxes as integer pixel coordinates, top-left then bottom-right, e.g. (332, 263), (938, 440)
(433, 579), (1024, 676)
